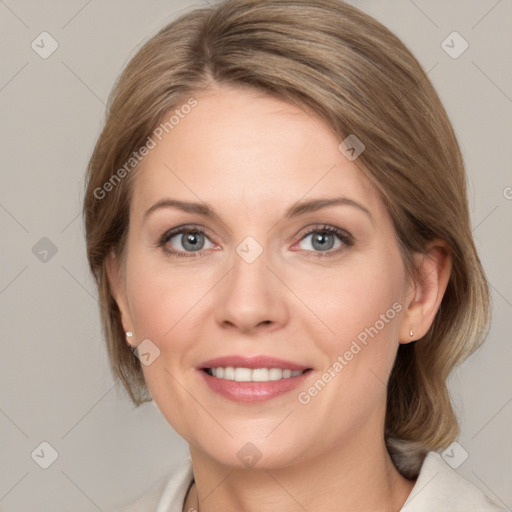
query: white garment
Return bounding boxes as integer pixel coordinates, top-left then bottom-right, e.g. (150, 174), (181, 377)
(118, 451), (504, 511)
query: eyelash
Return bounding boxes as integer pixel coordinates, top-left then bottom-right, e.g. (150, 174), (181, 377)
(158, 224), (354, 259)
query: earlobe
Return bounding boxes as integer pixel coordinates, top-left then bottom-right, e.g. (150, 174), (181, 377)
(400, 240), (452, 344)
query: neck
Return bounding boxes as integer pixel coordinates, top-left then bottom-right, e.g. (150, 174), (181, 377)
(184, 433), (415, 512)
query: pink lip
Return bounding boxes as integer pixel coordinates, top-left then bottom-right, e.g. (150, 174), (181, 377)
(198, 367), (313, 403)
(198, 355), (311, 371)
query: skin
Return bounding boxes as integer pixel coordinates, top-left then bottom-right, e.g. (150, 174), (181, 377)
(108, 83), (451, 512)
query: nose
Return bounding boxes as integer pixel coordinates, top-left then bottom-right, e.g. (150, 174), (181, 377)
(214, 242), (289, 334)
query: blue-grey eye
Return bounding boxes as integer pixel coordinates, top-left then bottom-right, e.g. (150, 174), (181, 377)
(166, 230), (214, 253)
(298, 228), (346, 252)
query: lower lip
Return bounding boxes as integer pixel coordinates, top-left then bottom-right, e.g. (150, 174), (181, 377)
(198, 369), (313, 403)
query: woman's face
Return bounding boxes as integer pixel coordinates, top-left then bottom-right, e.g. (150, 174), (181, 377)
(112, 83), (415, 468)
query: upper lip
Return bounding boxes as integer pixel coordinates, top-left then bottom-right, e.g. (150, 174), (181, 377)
(199, 355), (311, 371)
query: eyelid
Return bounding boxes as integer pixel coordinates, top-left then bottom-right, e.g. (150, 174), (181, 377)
(297, 224), (352, 241)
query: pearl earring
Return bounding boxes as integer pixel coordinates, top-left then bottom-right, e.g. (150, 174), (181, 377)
(409, 329), (414, 337)
(126, 331), (133, 345)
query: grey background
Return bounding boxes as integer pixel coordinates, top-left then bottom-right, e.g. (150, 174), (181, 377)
(0, 0), (511, 510)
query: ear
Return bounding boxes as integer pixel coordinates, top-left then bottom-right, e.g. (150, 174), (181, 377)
(399, 239), (452, 344)
(106, 251), (134, 342)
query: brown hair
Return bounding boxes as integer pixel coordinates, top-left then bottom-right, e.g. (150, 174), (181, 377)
(83, 0), (491, 477)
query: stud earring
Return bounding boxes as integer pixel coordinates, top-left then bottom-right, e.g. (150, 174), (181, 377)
(126, 331), (134, 345)
(409, 329), (414, 337)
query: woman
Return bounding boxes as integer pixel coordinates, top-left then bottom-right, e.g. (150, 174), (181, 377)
(83, 0), (502, 510)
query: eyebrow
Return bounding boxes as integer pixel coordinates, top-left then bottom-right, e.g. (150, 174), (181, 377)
(144, 196), (374, 225)
(284, 197), (374, 224)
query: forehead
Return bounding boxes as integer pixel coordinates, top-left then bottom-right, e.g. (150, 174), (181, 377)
(131, 84), (382, 220)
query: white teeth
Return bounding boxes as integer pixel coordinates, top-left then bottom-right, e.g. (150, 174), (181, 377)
(234, 367), (252, 382)
(268, 368), (282, 381)
(251, 368), (269, 381)
(209, 367), (305, 382)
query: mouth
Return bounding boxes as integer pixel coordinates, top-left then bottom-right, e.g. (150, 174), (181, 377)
(197, 355), (313, 401)
(202, 367), (313, 382)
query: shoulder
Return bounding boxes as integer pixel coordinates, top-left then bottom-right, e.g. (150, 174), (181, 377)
(116, 457), (194, 512)
(400, 451), (505, 511)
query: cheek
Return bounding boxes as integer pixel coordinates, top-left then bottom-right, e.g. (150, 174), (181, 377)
(125, 244), (210, 339)
(302, 251), (405, 373)
(124, 255), (209, 434)
(123, 249), (219, 398)
(291, 256), (404, 436)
